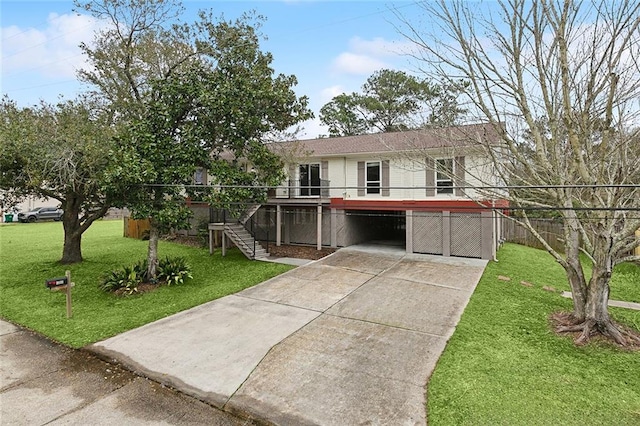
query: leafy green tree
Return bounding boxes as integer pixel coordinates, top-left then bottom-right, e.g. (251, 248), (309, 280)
(319, 69), (466, 137)
(319, 93), (369, 137)
(78, 0), (312, 277)
(0, 97), (115, 263)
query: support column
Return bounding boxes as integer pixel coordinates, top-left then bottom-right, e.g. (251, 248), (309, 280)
(276, 204), (282, 247)
(442, 211), (451, 257)
(284, 209), (291, 245)
(481, 211), (494, 260)
(330, 208), (338, 248)
(405, 210), (413, 254)
(317, 205), (322, 250)
(221, 231), (227, 257)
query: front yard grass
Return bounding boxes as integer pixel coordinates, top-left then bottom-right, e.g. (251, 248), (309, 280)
(0, 220), (293, 348)
(428, 243), (640, 425)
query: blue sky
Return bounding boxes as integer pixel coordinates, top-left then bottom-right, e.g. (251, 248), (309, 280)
(1, 0), (422, 138)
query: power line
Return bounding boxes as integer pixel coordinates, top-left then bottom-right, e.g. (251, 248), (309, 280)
(142, 183), (640, 190)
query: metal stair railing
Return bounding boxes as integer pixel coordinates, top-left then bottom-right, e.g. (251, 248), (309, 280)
(224, 223), (259, 259)
(209, 206), (268, 260)
(239, 203), (262, 225)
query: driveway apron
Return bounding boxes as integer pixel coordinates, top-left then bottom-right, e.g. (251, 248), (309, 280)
(89, 245), (487, 425)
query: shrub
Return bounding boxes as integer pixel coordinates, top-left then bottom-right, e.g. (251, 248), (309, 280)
(133, 258), (150, 283)
(99, 256), (192, 294)
(99, 265), (141, 295)
(157, 256), (193, 285)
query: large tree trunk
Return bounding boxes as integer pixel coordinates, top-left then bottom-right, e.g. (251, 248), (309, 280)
(574, 267), (625, 345)
(146, 218), (160, 279)
(60, 197), (83, 264)
(562, 211), (588, 319)
(61, 230), (83, 264)
(557, 231), (638, 346)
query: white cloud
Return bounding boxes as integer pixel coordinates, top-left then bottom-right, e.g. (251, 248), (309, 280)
(331, 52), (387, 76)
(298, 117), (327, 139)
(348, 36), (413, 57)
(2, 12), (104, 80)
(330, 36), (411, 76)
(320, 85), (345, 102)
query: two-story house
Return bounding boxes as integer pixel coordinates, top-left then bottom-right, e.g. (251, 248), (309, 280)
(224, 123), (506, 260)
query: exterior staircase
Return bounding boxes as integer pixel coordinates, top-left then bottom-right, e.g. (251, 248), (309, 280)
(238, 203), (262, 225)
(223, 222), (268, 260)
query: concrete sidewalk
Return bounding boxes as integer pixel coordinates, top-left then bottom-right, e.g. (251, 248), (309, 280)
(89, 245), (487, 425)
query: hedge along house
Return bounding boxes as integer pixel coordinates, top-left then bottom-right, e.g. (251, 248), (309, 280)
(215, 122), (507, 261)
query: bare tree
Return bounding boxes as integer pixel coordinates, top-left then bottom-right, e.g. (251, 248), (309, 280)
(397, 0), (640, 345)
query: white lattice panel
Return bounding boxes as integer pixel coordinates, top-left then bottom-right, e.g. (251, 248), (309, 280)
(413, 212), (443, 254)
(450, 213), (482, 258)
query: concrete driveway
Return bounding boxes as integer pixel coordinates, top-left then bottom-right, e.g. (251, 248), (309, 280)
(89, 245), (487, 425)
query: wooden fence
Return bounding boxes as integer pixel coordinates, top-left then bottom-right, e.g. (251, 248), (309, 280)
(123, 217), (150, 239)
(503, 219), (640, 257)
(501, 218), (566, 252)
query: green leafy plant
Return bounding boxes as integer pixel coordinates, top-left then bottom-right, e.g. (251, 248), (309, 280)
(99, 265), (141, 295)
(133, 258), (151, 283)
(99, 256), (191, 295)
(157, 256), (193, 285)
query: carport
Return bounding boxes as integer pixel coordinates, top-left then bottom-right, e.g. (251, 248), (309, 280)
(344, 210), (406, 247)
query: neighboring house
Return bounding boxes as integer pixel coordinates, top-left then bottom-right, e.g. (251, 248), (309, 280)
(198, 123), (508, 261)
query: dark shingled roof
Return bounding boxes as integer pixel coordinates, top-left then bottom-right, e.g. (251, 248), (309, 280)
(268, 123), (499, 157)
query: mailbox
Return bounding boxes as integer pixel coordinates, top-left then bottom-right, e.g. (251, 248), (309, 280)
(45, 277), (68, 288)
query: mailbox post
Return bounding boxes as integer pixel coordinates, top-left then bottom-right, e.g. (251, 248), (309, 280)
(45, 270), (74, 318)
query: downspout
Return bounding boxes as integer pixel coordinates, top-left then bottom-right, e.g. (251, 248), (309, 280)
(492, 199), (498, 262)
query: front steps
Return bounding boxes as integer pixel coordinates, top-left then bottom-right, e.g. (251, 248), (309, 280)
(208, 222), (267, 260)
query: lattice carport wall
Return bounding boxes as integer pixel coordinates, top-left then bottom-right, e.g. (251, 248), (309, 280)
(409, 210), (494, 259)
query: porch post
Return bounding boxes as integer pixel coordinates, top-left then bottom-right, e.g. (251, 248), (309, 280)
(442, 211), (451, 257)
(317, 204), (322, 250)
(406, 210), (413, 254)
(481, 211), (494, 260)
(276, 204), (282, 247)
(221, 231), (227, 257)
(330, 208), (337, 248)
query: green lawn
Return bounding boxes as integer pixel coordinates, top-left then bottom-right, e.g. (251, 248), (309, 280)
(428, 243), (640, 426)
(0, 220), (292, 348)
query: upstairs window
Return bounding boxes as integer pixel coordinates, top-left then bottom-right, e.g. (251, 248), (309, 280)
(366, 161), (381, 194)
(436, 159), (454, 194)
(299, 163), (321, 196)
(194, 168), (206, 185)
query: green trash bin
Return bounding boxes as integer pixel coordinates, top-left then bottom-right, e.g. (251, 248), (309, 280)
(4, 214), (13, 223)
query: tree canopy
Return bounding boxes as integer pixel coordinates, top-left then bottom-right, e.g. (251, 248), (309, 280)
(399, 0), (640, 345)
(319, 68), (467, 137)
(77, 0), (312, 277)
(0, 96), (115, 263)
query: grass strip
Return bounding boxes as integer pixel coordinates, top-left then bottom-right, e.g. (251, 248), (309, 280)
(0, 220), (292, 348)
(428, 243), (640, 426)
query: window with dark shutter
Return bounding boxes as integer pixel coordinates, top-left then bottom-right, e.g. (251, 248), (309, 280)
(366, 161), (381, 194)
(436, 159), (454, 194)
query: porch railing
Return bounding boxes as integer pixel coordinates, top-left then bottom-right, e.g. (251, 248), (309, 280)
(272, 179), (330, 199)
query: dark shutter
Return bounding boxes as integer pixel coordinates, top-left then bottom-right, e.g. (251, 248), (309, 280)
(357, 161), (365, 196)
(455, 156), (465, 196)
(382, 160), (390, 196)
(425, 158), (435, 197)
(321, 161), (329, 197)
(288, 164), (296, 196)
